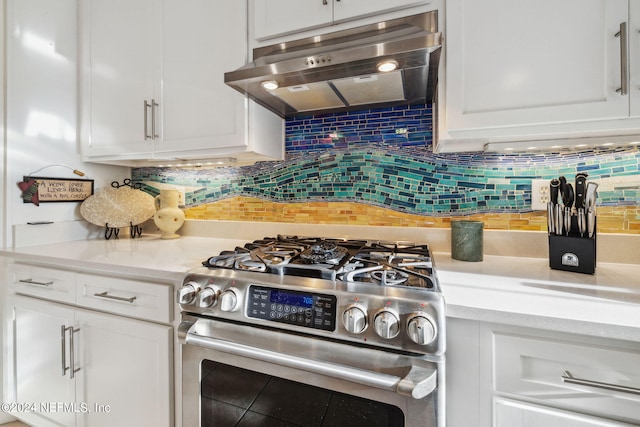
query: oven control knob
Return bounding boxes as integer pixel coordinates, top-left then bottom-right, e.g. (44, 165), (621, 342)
(407, 313), (437, 345)
(219, 288), (240, 312)
(342, 305), (367, 334)
(373, 309), (400, 339)
(197, 285), (220, 308)
(177, 281), (200, 305)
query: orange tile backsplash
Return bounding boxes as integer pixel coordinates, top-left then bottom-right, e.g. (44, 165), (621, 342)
(184, 197), (640, 234)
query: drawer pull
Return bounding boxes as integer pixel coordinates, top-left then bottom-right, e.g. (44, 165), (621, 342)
(19, 278), (53, 287)
(561, 371), (640, 396)
(93, 291), (137, 303)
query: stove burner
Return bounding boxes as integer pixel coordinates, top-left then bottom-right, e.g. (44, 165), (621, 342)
(202, 236), (437, 290)
(371, 269), (409, 286)
(235, 257), (267, 272)
(299, 241), (349, 265)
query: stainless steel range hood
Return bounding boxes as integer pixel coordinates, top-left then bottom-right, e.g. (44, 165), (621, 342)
(225, 12), (442, 118)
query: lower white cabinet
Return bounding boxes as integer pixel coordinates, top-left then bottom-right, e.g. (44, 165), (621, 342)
(4, 263), (173, 427)
(8, 295), (172, 427)
(446, 319), (640, 427)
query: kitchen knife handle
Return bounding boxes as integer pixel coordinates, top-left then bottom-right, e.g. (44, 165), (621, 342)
(574, 173), (588, 208)
(550, 179), (560, 205)
(615, 22), (628, 96)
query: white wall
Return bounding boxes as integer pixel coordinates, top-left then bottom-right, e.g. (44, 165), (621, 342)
(2, 0), (128, 249)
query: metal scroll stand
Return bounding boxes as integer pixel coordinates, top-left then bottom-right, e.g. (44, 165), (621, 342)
(104, 179), (144, 240)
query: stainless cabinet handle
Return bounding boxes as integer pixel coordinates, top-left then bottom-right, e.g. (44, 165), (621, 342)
(151, 99), (159, 139)
(61, 326), (80, 378)
(61, 325), (68, 376)
(615, 22), (628, 95)
(68, 326), (80, 379)
(144, 100), (151, 140)
(19, 278), (53, 286)
(93, 291), (137, 303)
(561, 370), (640, 396)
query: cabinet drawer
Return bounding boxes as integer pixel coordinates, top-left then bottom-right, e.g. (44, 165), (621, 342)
(494, 332), (640, 424)
(494, 398), (637, 427)
(10, 264), (76, 304)
(76, 273), (172, 323)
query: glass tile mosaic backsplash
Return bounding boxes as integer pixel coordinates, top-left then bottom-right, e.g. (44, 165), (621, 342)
(132, 104), (640, 234)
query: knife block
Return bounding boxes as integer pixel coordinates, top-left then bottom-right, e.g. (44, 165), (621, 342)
(548, 231), (596, 274)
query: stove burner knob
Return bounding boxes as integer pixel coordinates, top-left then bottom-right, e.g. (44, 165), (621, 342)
(177, 281), (200, 305)
(219, 288), (240, 312)
(342, 305), (367, 334)
(373, 309), (400, 339)
(407, 313), (437, 345)
(197, 285), (220, 308)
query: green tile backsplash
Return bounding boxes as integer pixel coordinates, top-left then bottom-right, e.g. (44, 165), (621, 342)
(132, 104), (640, 228)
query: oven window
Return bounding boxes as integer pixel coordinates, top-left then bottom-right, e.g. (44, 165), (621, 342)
(201, 360), (405, 427)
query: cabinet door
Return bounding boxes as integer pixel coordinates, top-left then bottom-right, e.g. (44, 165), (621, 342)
(333, 0), (432, 22)
(81, 0), (160, 158)
(11, 296), (77, 427)
(445, 0), (628, 133)
(76, 309), (172, 427)
(253, 0), (333, 40)
(157, 0), (249, 155)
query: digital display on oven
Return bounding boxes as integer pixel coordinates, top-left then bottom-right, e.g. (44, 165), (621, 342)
(247, 285), (336, 331)
(270, 290), (314, 308)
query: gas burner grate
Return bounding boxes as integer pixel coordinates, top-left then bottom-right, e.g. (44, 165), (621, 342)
(202, 236), (437, 289)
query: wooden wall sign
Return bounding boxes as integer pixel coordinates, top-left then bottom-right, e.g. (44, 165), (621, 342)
(22, 176), (94, 204)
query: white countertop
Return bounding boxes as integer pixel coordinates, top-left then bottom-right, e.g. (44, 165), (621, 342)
(2, 235), (640, 341)
(434, 254), (640, 340)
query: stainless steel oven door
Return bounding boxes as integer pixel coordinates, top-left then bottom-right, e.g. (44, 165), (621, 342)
(179, 316), (444, 427)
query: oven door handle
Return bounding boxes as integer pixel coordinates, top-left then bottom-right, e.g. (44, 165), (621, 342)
(185, 332), (437, 399)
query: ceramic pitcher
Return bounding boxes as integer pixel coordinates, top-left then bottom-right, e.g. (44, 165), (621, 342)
(153, 189), (185, 239)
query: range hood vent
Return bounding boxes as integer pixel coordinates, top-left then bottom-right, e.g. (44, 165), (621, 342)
(224, 12), (442, 118)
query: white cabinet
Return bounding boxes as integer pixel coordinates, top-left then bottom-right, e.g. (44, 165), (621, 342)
(5, 264), (173, 427)
(445, 319), (640, 427)
(80, 0), (284, 166)
(80, 0), (159, 159)
(438, 0), (640, 152)
(493, 331), (640, 426)
(12, 298), (77, 427)
(253, 0), (433, 40)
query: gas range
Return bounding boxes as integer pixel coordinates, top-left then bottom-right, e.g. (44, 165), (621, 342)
(178, 236), (445, 356)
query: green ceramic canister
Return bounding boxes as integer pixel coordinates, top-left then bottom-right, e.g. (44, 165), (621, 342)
(451, 220), (484, 262)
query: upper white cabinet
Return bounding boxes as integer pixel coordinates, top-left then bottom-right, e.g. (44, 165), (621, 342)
(438, 0), (640, 152)
(80, 0), (159, 159)
(253, 0), (434, 40)
(80, 0), (284, 166)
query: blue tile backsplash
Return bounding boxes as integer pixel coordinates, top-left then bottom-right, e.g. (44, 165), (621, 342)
(133, 104), (640, 215)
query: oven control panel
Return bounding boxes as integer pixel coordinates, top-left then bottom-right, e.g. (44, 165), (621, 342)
(247, 285), (337, 331)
